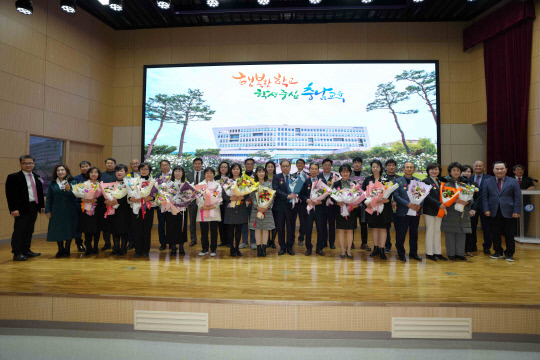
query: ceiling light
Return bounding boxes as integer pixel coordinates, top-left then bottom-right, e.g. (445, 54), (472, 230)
(412, 0), (424, 3)
(97, 0), (109, 5)
(309, 0), (322, 4)
(156, 0), (170, 9)
(207, 0), (219, 7)
(15, 0), (33, 15)
(60, 0), (76, 13)
(109, 0), (123, 11)
(361, 0), (373, 3)
(258, 0), (270, 5)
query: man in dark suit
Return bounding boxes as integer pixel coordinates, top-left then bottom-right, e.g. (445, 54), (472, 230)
(292, 158), (308, 247)
(513, 164), (535, 190)
(317, 158), (338, 249)
(482, 161), (522, 262)
(392, 161), (423, 262)
(72, 160), (91, 252)
(272, 159), (296, 255)
(100, 157), (117, 250)
(5, 155), (45, 261)
(155, 159), (172, 251)
(468, 160), (493, 254)
(299, 163), (327, 256)
(187, 157), (204, 247)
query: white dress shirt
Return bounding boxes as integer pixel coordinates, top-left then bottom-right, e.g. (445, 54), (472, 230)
(23, 170), (35, 202)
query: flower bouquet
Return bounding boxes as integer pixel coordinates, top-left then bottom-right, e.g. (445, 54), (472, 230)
(230, 174), (259, 207)
(174, 182), (197, 210)
(454, 183), (478, 213)
(255, 186), (276, 220)
(195, 184), (223, 221)
(437, 184), (463, 218)
(330, 184), (365, 218)
(155, 182), (180, 215)
(125, 177), (156, 216)
(288, 172), (307, 208)
(100, 181), (127, 218)
(407, 180), (432, 216)
(376, 181), (399, 213)
(364, 181), (385, 215)
(306, 180), (332, 214)
(72, 181), (101, 215)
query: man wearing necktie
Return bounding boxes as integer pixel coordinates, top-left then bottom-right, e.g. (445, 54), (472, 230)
(481, 161), (522, 262)
(188, 158), (204, 247)
(468, 160), (493, 254)
(5, 155), (45, 261)
(272, 160), (296, 255)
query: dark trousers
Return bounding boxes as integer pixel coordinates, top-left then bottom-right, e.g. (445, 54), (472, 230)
(490, 208), (516, 256)
(11, 202), (39, 255)
(219, 205), (229, 245)
(228, 223), (242, 250)
(471, 212), (492, 250)
(188, 202), (198, 243)
(156, 209), (167, 246)
(323, 205), (337, 246)
(297, 202), (307, 243)
(103, 230), (111, 246)
(275, 206), (297, 250)
(84, 232), (100, 249)
(166, 211), (187, 249)
(133, 208), (154, 255)
(385, 213), (397, 250)
(354, 207), (369, 245)
(395, 215), (420, 257)
(200, 221), (218, 252)
(305, 210), (327, 251)
(242, 205), (255, 245)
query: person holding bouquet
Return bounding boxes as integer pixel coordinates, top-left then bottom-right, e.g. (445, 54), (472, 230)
(362, 160), (392, 260)
(250, 166), (275, 257)
(103, 164), (130, 256)
(223, 164), (249, 257)
(318, 158), (339, 249)
(422, 163), (447, 262)
(128, 163), (157, 258)
(265, 161), (278, 249)
(196, 167), (223, 257)
(332, 165), (359, 259)
(215, 161), (230, 248)
(461, 165), (480, 256)
(72, 160), (91, 253)
(166, 166), (191, 257)
(292, 158), (308, 247)
(272, 160), (298, 256)
(442, 162), (474, 261)
(45, 164), (79, 258)
(77, 167), (105, 256)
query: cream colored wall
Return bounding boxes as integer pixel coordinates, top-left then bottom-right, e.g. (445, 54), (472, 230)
(0, 0), (115, 239)
(111, 22), (488, 168)
(529, 0), (540, 182)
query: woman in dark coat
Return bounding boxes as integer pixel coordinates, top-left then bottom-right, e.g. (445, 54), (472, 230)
(166, 166), (189, 257)
(79, 166), (106, 256)
(332, 165), (358, 259)
(422, 163), (447, 262)
(461, 165), (480, 256)
(223, 163), (249, 257)
(45, 164), (79, 258)
(215, 161), (230, 248)
(104, 164), (130, 256)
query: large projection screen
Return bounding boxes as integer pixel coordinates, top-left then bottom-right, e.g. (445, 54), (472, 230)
(142, 61), (440, 171)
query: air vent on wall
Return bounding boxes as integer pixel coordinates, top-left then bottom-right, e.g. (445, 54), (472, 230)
(392, 318), (472, 339)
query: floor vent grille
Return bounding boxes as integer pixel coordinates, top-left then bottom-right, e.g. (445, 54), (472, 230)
(134, 311), (209, 333)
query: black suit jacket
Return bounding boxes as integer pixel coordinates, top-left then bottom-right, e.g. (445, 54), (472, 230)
(517, 176), (535, 190)
(422, 176), (443, 216)
(299, 177), (327, 216)
(5, 171), (45, 215)
(272, 173), (293, 211)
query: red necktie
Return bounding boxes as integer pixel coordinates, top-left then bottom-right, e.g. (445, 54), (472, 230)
(497, 178), (502, 192)
(28, 173), (39, 203)
(518, 178), (522, 185)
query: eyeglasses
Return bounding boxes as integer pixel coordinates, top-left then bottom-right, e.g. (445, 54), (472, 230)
(21, 162), (34, 165)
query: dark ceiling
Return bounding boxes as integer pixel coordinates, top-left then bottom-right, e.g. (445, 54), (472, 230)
(77, 0), (506, 30)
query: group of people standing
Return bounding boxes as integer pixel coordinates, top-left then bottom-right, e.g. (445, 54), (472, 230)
(5, 154), (532, 262)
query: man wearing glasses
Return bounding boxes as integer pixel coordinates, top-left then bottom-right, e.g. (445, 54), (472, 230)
(5, 155), (45, 261)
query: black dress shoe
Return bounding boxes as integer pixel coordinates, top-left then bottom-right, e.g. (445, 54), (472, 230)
(398, 255), (407, 262)
(426, 255), (437, 261)
(179, 249), (185, 255)
(84, 249), (93, 256)
(435, 254), (447, 261)
(230, 248), (237, 257)
(410, 255), (422, 261)
(340, 254), (346, 259)
(330, 244), (336, 249)
(347, 253), (353, 259)
(218, 242), (226, 247)
(448, 255), (456, 260)
(287, 249), (295, 256)
(142, 252), (149, 258)
(170, 249), (177, 256)
(101, 244), (111, 250)
(360, 244), (371, 251)
(455, 255), (467, 261)
(305, 249), (312, 256)
(316, 249), (325, 256)
(92, 248), (99, 254)
(127, 245), (134, 250)
(236, 249), (242, 257)
(278, 249), (286, 256)
(13, 254), (27, 261)
(483, 249), (491, 255)
(77, 244), (85, 253)
(189, 241), (197, 247)
(159, 245), (167, 251)
(26, 251), (41, 257)
(134, 253), (142, 258)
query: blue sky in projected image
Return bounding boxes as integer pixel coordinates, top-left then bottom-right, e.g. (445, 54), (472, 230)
(144, 63), (437, 152)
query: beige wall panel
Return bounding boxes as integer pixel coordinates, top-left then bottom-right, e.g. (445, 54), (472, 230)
(470, 78), (487, 103)
(448, 41), (475, 62)
(170, 27), (210, 47)
(532, 29), (539, 58)
(133, 300), (210, 314)
(46, 38), (91, 77)
(131, 126), (142, 146)
(89, 100), (113, 125)
(52, 297), (133, 324)
(103, 145), (113, 158)
(448, 61), (472, 83)
(0, 129), (28, 158)
(449, 103), (471, 124)
(113, 106), (133, 127)
(529, 108), (540, 136)
(209, 44), (250, 63)
(0, 296), (52, 321)
(208, 25), (252, 45)
(0, 71), (44, 109)
(367, 42), (408, 60)
(529, 134), (540, 162)
(0, 0), (48, 34)
(407, 22), (449, 42)
(134, 47), (172, 68)
(471, 308), (539, 334)
(470, 56), (485, 81)
(0, 100), (44, 134)
(132, 87), (143, 109)
(89, 79), (114, 106)
(114, 30), (135, 49)
(407, 42), (449, 61)
(133, 68), (145, 87)
(88, 121), (112, 145)
(44, 86), (89, 120)
(448, 83), (471, 104)
(91, 35), (115, 67)
(439, 82), (450, 104)
(135, 28), (172, 49)
(287, 24), (327, 44)
(68, 141), (104, 172)
(112, 126), (132, 147)
(439, 102), (451, 124)
(470, 100), (487, 124)
(327, 43), (368, 60)
(0, 157), (23, 178)
(112, 145), (134, 165)
(43, 111), (88, 142)
(532, 57), (540, 85)
(0, 14), (46, 59)
(171, 46), (210, 64)
(287, 43), (327, 61)
(45, 3), (93, 56)
(45, 62), (90, 99)
(114, 48), (135, 69)
(132, 106), (142, 127)
(530, 81), (540, 110)
(367, 23), (408, 43)
(0, 43), (46, 84)
(114, 68), (134, 88)
(438, 61), (449, 84)
(327, 23), (367, 44)
(446, 22), (466, 42)
(246, 44), (288, 62)
(246, 24), (288, 44)
(90, 58), (114, 87)
(114, 87), (133, 108)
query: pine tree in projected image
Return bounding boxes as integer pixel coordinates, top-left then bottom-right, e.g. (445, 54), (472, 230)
(144, 90), (215, 160)
(366, 82), (418, 155)
(395, 70), (437, 125)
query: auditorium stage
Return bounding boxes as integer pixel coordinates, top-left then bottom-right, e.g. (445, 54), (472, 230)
(0, 229), (539, 336)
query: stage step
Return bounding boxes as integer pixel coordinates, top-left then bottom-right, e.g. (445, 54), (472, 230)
(391, 318), (472, 339)
(134, 311), (209, 333)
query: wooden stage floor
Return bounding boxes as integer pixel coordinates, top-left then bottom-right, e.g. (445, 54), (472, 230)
(0, 229), (539, 306)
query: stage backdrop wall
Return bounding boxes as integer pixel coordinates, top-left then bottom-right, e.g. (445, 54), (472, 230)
(530, 0), (540, 182)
